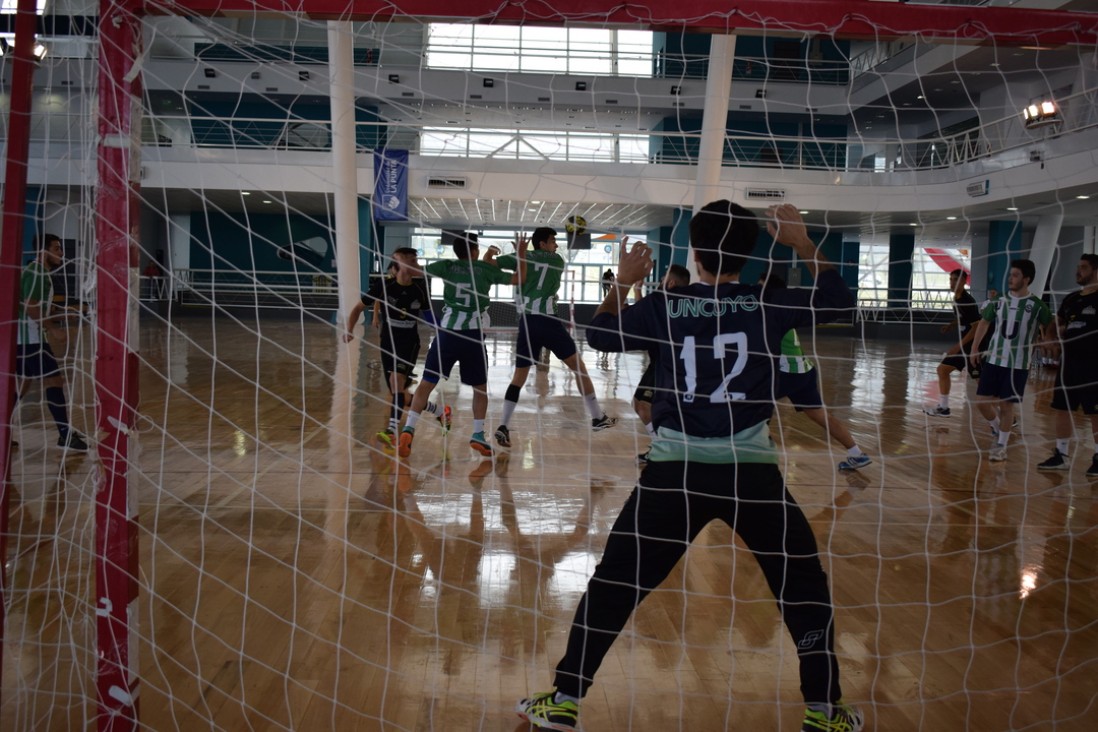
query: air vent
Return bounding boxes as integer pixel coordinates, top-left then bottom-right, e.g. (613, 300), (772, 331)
(966, 180), (989, 197)
(538, 96), (550, 102)
(469, 94), (483, 100)
(605, 98), (619, 104)
(427, 177), (467, 189)
(744, 188), (786, 201)
(739, 104), (752, 110)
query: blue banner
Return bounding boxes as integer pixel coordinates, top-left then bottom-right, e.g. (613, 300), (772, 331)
(372, 149), (408, 222)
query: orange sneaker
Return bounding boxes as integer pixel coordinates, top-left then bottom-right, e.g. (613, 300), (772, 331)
(398, 429), (415, 458)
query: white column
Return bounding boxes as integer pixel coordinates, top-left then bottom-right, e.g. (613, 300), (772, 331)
(328, 20), (362, 326)
(167, 213), (191, 299)
(688, 35), (735, 281)
(692, 34), (736, 215)
(1028, 212), (1064, 298)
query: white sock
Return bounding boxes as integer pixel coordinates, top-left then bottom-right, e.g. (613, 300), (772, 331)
(939, 394), (950, 409)
(997, 431), (1010, 448)
(989, 418), (1000, 433)
(583, 392), (601, 420)
(553, 691), (580, 705)
(1055, 438), (1069, 455)
(847, 445), (863, 458)
(423, 401), (439, 415)
(404, 411), (421, 430)
(644, 422), (656, 438)
(472, 419), (485, 434)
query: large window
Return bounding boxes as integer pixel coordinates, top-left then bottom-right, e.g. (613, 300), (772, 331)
(857, 240), (971, 310)
(426, 24), (654, 76)
(420, 127), (650, 163)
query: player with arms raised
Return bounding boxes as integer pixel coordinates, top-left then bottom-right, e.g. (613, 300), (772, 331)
(516, 202), (862, 732)
(493, 226), (614, 449)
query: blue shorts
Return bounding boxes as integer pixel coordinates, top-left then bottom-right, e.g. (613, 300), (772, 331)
(423, 329), (488, 386)
(975, 362), (1029, 402)
(17, 342), (61, 379)
(515, 314), (578, 368)
(777, 370), (824, 411)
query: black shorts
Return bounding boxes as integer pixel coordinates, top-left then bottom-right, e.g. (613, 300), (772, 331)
(975, 362), (1029, 403)
(380, 335), (420, 384)
(633, 361), (656, 403)
(1050, 369), (1098, 414)
(423, 328), (488, 386)
(17, 342), (61, 379)
(515, 314), (578, 369)
(776, 370), (824, 411)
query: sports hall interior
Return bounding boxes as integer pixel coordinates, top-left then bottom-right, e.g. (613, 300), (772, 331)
(2, 2), (1098, 730)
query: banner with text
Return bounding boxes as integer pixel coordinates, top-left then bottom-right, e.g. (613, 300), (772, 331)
(373, 149), (409, 222)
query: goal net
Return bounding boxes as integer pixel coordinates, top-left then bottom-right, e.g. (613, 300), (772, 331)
(3, 1), (1097, 730)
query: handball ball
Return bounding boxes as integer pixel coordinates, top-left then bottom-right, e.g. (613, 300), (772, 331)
(565, 214), (587, 236)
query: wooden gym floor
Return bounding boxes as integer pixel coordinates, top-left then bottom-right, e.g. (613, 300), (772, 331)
(3, 312), (1096, 731)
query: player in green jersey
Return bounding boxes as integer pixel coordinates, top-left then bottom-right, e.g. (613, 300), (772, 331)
(969, 259), (1054, 462)
(399, 233), (525, 458)
(15, 234), (89, 452)
(492, 226), (614, 449)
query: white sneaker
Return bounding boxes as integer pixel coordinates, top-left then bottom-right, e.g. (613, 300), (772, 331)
(989, 446), (1007, 462)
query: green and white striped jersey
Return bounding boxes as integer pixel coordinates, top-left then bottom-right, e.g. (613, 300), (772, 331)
(777, 329), (814, 374)
(425, 258), (512, 330)
(497, 249), (562, 315)
(980, 293), (1053, 370)
(18, 261), (52, 346)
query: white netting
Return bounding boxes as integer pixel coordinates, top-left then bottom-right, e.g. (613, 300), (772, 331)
(3, 3), (1098, 731)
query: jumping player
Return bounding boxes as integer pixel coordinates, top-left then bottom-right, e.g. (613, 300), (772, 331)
(493, 226), (615, 450)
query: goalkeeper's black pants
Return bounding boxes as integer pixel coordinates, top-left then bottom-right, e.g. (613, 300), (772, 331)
(553, 460), (844, 706)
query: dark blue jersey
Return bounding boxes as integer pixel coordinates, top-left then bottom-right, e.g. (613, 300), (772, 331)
(587, 269), (854, 438)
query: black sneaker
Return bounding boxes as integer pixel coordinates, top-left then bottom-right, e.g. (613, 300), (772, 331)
(1087, 454), (1098, 479)
(59, 431), (89, 452)
(591, 414), (617, 431)
(923, 406), (951, 417)
(494, 425), (511, 448)
(1037, 449), (1068, 472)
(636, 449), (650, 465)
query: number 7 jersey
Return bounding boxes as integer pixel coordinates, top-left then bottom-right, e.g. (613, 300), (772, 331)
(587, 269), (855, 440)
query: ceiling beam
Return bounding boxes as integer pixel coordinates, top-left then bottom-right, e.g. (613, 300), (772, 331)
(140, 1), (1098, 46)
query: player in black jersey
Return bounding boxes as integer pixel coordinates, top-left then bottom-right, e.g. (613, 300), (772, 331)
(924, 269), (984, 417)
(344, 248), (449, 447)
(632, 263), (690, 464)
(516, 202), (863, 732)
(1037, 254), (1098, 476)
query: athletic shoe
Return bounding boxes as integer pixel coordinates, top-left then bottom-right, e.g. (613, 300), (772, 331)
(516, 691), (579, 731)
(1087, 455), (1098, 478)
(494, 425), (511, 448)
(923, 406), (951, 417)
(636, 449), (650, 465)
(398, 428), (414, 458)
(838, 454), (871, 471)
(470, 432), (493, 457)
(1036, 449), (1068, 472)
(989, 446), (1007, 462)
(436, 405), (452, 432)
(376, 429), (396, 449)
(59, 431), (89, 452)
(591, 414), (617, 432)
(801, 702), (864, 732)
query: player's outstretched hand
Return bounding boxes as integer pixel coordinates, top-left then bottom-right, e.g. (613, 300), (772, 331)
(618, 236), (653, 286)
(766, 203), (811, 248)
(513, 232), (528, 257)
